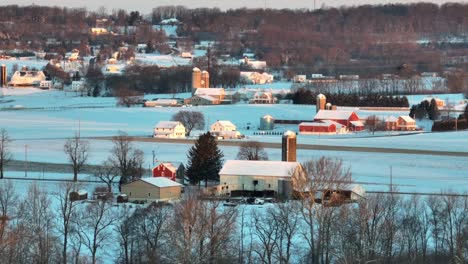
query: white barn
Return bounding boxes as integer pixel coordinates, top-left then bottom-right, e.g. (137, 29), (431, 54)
(153, 121), (186, 138)
(217, 160), (305, 197)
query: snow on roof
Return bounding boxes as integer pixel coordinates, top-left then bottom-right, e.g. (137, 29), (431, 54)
(220, 160), (301, 177)
(314, 110), (356, 120)
(194, 88), (224, 96)
(196, 95), (218, 102)
(262, 115), (274, 119)
(213, 120), (236, 127)
(155, 121), (182, 129)
(155, 162), (182, 173)
(155, 99), (178, 104)
(141, 177), (182, 188)
(300, 120), (343, 128)
(350, 120), (364, 127)
(399, 116), (415, 123)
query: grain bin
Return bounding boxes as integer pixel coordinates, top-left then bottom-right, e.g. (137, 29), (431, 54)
(259, 115), (275, 130)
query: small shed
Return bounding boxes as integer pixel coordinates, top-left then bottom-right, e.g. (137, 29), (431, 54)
(121, 177), (182, 202)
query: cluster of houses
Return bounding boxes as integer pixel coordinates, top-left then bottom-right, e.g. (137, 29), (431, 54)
(121, 131), (366, 206)
(153, 120), (243, 139)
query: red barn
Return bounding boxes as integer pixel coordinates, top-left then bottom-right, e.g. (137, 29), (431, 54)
(299, 121), (343, 134)
(152, 162), (184, 182)
(314, 110), (364, 131)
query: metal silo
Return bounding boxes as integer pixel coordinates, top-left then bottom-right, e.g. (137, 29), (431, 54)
(259, 115), (275, 130)
(201, 70), (210, 88)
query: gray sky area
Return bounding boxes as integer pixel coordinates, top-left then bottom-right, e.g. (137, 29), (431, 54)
(2, 0), (465, 13)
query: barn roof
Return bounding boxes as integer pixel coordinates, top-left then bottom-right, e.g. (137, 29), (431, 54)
(213, 120), (236, 128)
(385, 115), (398, 122)
(154, 162), (183, 173)
(314, 110), (357, 120)
(141, 177), (182, 188)
(350, 120), (364, 127)
(194, 88), (224, 96)
(398, 115), (415, 123)
(300, 120), (343, 128)
(155, 121), (183, 129)
(220, 160), (301, 177)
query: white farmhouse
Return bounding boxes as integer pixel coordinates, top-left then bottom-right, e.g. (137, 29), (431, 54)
(217, 160), (305, 197)
(153, 121), (186, 138)
(210, 120), (242, 139)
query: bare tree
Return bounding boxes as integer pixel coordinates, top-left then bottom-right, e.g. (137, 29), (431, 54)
(75, 200), (117, 264)
(54, 182), (82, 264)
(236, 141), (269, 160)
(115, 87), (143, 107)
(64, 133), (90, 182)
(365, 115), (384, 135)
(94, 160), (119, 193)
(171, 111), (205, 136)
(0, 129), (12, 180)
(0, 180), (17, 249)
(109, 131), (145, 187)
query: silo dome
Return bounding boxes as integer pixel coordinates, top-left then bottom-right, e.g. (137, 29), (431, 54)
(259, 115), (275, 130)
(283, 130), (296, 138)
(192, 67), (201, 72)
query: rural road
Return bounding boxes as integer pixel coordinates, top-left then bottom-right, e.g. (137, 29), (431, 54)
(93, 136), (468, 158)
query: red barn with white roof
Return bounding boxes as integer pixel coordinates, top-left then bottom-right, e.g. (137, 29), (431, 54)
(314, 110), (364, 131)
(152, 162), (183, 182)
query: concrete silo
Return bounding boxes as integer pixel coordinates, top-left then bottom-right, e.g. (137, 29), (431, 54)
(281, 130), (297, 162)
(259, 115), (275, 130)
(325, 102), (332, 110)
(0, 65), (6, 87)
(192, 67), (201, 94)
(316, 93), (326, 113)
(201, 70), (210, 88)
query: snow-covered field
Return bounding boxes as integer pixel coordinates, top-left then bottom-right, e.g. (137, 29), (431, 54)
(1, 87), (467, 195)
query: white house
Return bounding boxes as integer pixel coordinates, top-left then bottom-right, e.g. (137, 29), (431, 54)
(153, 121), (186, 138)
(250, 91), (277, 104)
(210, 120), (241, 139)
(217, 160), (305, 197)
(240, 71), (274, 84)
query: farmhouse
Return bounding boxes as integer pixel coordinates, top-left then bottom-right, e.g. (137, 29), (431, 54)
(152, 162), (184, 182)
(217, 160), (305, 197)
(397, 116), (417, 131)
(210, 120), (242, 139)
(299, 120), (346, 134)
(314, 110), (364, 131)
(121, 177), (182, 202)
(153, 121), (186, 138)
(145, 99), (180, 107)
(240, 71), (274, 84)
(250, 92), (277, 104)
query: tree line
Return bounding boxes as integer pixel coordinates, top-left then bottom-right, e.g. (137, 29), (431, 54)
(289, 88), (409, 107)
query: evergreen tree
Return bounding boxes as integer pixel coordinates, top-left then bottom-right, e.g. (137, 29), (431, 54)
(428, 99), (440, 120)
(186, 132), (224, 187)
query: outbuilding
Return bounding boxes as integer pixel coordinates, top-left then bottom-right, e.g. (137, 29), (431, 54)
(299, 120), (346, 134)
(121, 177), (182, 202)
(152, 162), (185, 182)
(314, 110), (364, 131)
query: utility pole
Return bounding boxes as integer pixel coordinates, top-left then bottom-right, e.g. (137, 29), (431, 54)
(390, 166), (393, 193)
(152, 150), (155, 166)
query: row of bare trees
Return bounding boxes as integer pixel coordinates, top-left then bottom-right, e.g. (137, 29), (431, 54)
(0, 181), (118, 264)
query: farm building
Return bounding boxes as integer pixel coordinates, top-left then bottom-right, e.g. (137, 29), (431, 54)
(152, 162), (185, 182)
(9, 70), (46, 86)
(397, 116), (417, 131)
(314, 184), (366, 206)
(299, 120), (346, 134)
(240, 71), (274, 84)
(153, 121), (186, 138)
(385, 116), (398, 131)
(314, 110), (364, 131)
(422, 97), (445, 107)
(210, 120), (242, 139)
(145, 99), (179, 107)
(217, 160), (306, 198)
(250, 92), (277, 104)
(121, 177), (182, 202)
(186, 87), (228, 105)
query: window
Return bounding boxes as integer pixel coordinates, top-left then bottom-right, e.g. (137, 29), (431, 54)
(129, 192), (132, 196)
(268, 184), (271, 188)
(148, 193), (151, 197)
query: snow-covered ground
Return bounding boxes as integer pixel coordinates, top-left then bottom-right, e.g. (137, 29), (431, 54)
(1, 88), (466, 194)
